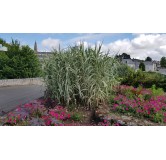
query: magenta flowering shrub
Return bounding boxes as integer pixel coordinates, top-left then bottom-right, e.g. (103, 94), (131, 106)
(98, 119), (111, 126)
(1, 98), (115, 126)
(2, 99), (71, 126)
(111, 85), (166, 123)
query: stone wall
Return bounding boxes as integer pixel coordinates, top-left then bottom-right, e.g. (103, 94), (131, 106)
(0, 78), (44, 87)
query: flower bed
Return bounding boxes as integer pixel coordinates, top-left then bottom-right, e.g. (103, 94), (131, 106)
(1, 85), (166, 126)
(0, 99), (113, 126)
(0, 99), (70, 126)
(111, 85), (166, 123)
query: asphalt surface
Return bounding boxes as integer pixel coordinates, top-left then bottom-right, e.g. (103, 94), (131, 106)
(0, 85), (45, 115)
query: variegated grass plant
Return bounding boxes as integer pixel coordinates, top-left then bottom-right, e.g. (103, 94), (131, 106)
(43, 43), (120, 109)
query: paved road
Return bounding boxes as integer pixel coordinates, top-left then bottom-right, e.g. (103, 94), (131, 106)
(0, 85), (45, 115)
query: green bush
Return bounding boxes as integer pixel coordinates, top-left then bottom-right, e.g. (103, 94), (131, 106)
(142, 72), (166, 91)
(151, 84), (164, 96)
(43, 44), (120, 109)
(71, 113), (82, 121)
(0, 39), (41, 79)
(117, 63), (136, 85)
(153, 113), (163, 123)
(0, 52), (10, 78)
(120, 68), (166, 91)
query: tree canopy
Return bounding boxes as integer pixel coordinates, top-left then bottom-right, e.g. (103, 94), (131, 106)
(145, 56), (152, 61)
(0, 38), (6, 46)
(139, 62), (145, 71)
(115, 53), (131, 60)
(0, 38), (41, 79)
(160, 57), (166, 68)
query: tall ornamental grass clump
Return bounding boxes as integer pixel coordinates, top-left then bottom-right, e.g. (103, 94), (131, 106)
(43, 44), (120, 109)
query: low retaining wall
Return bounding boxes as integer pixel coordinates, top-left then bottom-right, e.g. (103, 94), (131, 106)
(0, 78), (44, 87)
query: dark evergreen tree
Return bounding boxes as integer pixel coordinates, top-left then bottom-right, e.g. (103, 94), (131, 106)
(122, 53), (131, 59)
(160, 57), (166, 68)
(145, 56), (152, 61)
(139, 62), (145, 71)
(115, 53), (131, 61)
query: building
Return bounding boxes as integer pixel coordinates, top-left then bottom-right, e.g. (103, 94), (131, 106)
(122, 59), (135, 69)
(0, 44), (7, 51)
(122, 58), (158, 72)
(122, 58), (142, 70)
(144, 61), (157, 71)
(34, 41), (52, 60)
(157, 68), (166, 75)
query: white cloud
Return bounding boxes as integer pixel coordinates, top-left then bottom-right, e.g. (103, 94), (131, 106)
(41, 34), (166, 60)
(131, 34), (161, 49)
(75, 35), (166, 60)
(41, 38), (61, 50)
(105, 34), (166, 60)
(108, 39), (132, 54)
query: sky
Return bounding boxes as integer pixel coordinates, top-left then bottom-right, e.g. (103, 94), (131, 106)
(0, 33), (166, 61)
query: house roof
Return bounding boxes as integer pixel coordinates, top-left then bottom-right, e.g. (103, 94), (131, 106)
(132, 59), (142, 62)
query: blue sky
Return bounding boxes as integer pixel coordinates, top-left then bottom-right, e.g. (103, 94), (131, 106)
(0, 33), (166, 60)
(0, 33), (133, 50)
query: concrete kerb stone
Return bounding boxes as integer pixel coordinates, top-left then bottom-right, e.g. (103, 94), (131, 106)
(0, 78), (45, 87)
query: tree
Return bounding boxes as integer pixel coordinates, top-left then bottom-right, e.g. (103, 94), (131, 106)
(0, 38), (6, 46)
(0, 38), (10, 48)
(0, 39), (41, 79)
(139, 62), (145, 71)
(122, 53), (131, 59)
(115, 53), (131, 61)
(0, 52), (10, 78)
(145, 56), (152, 61)
(160, 57), (166, 68)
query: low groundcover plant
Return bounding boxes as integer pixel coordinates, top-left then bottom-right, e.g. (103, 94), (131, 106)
(111, 85), (166, 123)
(2, 99), (70, 126)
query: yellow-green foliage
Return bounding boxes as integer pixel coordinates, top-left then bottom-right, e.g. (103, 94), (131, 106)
(151, 84), (164, 96)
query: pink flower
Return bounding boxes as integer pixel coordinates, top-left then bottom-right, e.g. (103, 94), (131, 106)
(67, 114), (71, 119)
(164, 118), (166, 123)
(59, 115), (64, 120)
(45, 119), (52, 126)
(17, 115), (21, 120)
(103, 119), (107, 123)
(16, 107), (21, 111)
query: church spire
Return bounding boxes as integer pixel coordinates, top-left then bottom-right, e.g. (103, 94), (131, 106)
(34, 41), (38, 53)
